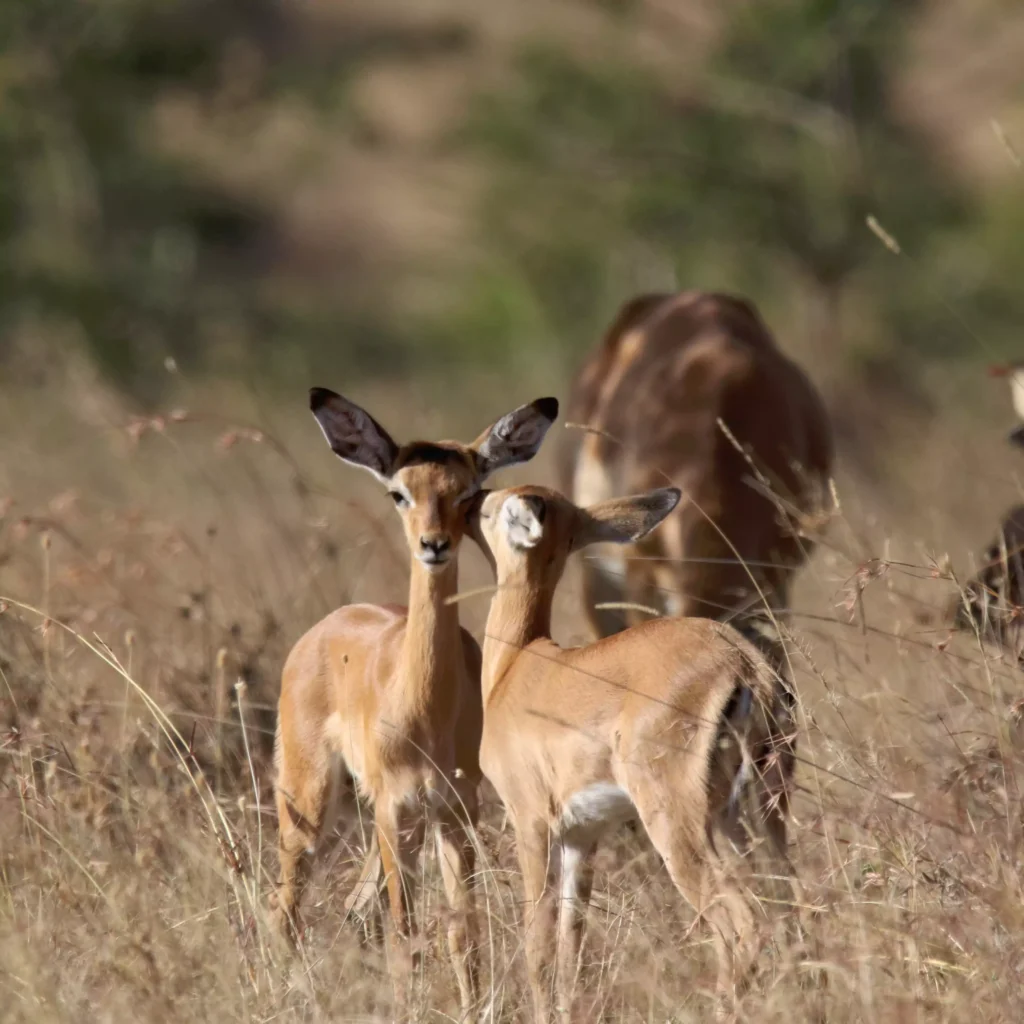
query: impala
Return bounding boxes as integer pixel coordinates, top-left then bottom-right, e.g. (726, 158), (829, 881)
(272, 387), (558, 1019)
(469, 482), (797, 1022)
(562, 290), (833, 657)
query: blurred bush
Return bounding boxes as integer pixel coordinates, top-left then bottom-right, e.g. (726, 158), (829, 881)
(0, 0), (1021, 403)
(460, 1), (1024, 376)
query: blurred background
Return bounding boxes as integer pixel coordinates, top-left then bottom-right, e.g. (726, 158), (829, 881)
(3, 0), (1022, 410)
(3, 3), (1024, 1020)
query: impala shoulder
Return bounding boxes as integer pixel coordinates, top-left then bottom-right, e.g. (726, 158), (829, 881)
(317, 602), (407, 631)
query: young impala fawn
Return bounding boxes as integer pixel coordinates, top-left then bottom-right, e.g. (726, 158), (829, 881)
(272, 388), (558, 1019)
(468, 484), (798, 1022)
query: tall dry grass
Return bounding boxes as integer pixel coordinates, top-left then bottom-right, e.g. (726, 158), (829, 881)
(2, 371), (1023, 1023)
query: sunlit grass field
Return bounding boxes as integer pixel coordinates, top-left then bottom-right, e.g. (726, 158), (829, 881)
(2, 366), (1023, 1023)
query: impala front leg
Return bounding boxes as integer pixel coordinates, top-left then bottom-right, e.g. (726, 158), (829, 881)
(555, 839), (596, 1021)
(376, 805), (424, 1010)
(515, 819), (558, 1024)
(435, 799), (480, 1021)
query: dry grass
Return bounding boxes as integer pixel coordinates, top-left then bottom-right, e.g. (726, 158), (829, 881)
(2, 372), (1024, 1024)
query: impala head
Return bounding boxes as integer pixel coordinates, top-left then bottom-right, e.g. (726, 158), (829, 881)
(310, 388), (559, 572)
(471, 484), (681, 586)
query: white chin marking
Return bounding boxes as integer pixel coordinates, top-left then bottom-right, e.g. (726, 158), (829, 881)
(418, 556), (449, 572)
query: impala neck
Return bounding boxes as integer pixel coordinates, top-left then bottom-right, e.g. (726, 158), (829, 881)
(400, 559), (462, 708)
(481, 569), (553, 703)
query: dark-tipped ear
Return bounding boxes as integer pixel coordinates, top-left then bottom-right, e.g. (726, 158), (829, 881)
(472, 397), (559, 479)
(309, 387), (399, 482)
(575, 487), (681, 549)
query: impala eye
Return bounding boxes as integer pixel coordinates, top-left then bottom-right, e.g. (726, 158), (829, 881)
(388, 491), (409, 508)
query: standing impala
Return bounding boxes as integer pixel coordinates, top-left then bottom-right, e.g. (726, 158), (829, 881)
(272, 388), (558, 1019)
(469, 483), (797, 1022)
(562, 290), (833, 653)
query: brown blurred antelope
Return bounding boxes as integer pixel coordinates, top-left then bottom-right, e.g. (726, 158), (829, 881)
(469, 483), (797, 1022)
(272, 388), (557, 1019)
(562, 291), (833, 660)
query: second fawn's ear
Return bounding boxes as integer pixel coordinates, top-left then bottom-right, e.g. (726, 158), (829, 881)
(574, 487), (681, 549)
(310, 388), (400, 482)
(472, 397), (559, 479)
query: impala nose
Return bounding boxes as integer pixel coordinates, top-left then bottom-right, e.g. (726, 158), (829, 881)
(418, 535), (451, 565)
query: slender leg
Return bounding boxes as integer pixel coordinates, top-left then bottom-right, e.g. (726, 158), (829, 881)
(515, 819), (558, 1024)
(271, 759), (333, 945)
(636, 796), (759, 1020)
(435, 795), (480, 1022)
(555, 839), (595, 1023)
(710, 816), (761, 1016)
(376, 804), (425, 1012)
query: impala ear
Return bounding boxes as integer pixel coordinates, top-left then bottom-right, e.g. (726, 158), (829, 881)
(472, 397), (559, 479)
(309, 388), (399, 482)
(574, 487), (681, 549)
(500, 493), (547, 550)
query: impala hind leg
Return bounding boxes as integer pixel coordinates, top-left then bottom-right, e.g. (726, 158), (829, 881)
(638, 807), (760, 1019)
(435, 790), (481, 1021)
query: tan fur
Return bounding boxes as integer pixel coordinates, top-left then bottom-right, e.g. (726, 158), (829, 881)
(562, 290), (834, 645)
(272, 391), (556, 1022)
(470, 485), (798, 1023)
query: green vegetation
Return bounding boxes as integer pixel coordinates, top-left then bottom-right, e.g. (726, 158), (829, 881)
(459, 0), (1024, 375)
(1, 0), (1022, 399)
